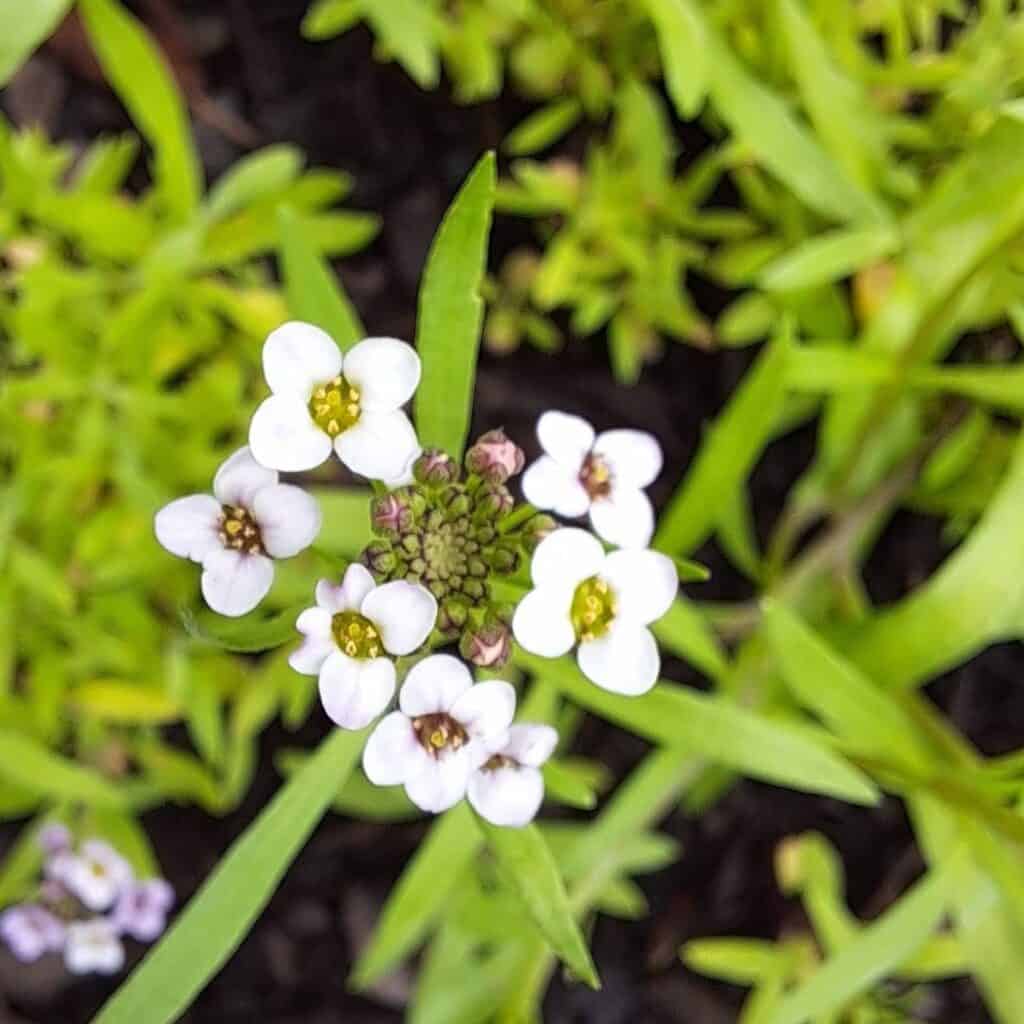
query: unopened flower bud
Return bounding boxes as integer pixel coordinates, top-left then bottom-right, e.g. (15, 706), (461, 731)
(370, 494), (409, 535)
(523, 513), (557, 552)
(463, 579), (487, 601)
(444, 492), (472, 521)
(467, 557), (488, 579)
(459, 622), (512, 669)
(401, 533), (422, 556)
(361, 543), (397, 576)
(414, 449), (460, 486)
(473, 486), (514, 523)
(488, 544), (520, 575)
(438, 598), (469, 635)
(465, 429), (525, 484)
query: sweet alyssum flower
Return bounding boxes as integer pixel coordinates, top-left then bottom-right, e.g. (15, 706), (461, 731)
(64, 918), (124, 975)
(49, 839), (133, 912)
(467, 723), (558, 827)
(362, 654), (517, 813)
(522, 411), (663, 549)
(248, 321), (422, 483)
(513, 528), (677, 695)
(0, 904), (65, 963)
(111, 879), (175, 942)
(290, 563), (437, 729)
(155, 447), (321, 617)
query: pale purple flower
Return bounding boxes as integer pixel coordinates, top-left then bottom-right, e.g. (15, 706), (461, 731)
(38, 823), (72, 857)
(111, 879), (174, 942)
(64, 918), (124, 975)
(0, 904), (66, 962)
(54, 839), (133, 912)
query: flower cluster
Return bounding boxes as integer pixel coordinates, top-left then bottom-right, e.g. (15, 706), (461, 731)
(155, 320), (680, 827)
(0, 825), (173, 975)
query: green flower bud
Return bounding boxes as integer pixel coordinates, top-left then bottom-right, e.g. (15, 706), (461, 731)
(414, 448), (460, 486)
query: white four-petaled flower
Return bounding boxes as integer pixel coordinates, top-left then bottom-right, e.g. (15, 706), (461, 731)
(64, 918), (124, 976)
(154, 447), (321, 617)
(290, 564), (437, 730)
(248, 321), (422, 483)
(467, 723), (558, 827)
(111, 878), (175, 942)
(49, 839), (133, 913)
(522, 411), (662, 549)
(0, 905), (66, 962)
(363, 655), (516, 814)
(512, 528), (677, 696)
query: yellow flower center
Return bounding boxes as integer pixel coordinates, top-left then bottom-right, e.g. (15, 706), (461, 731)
(578, 453), (612, 500)
(570, 576), (616, 642)
(331, 611), (383, 659)
(309, 375), (361, 437)
(219, 505), (265, 555)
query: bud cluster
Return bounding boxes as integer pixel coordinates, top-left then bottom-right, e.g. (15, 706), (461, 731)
(360, 430), (554, 668)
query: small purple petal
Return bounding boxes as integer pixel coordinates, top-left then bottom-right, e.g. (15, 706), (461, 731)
(111, 879), (174, 942)
(0, 905), (66, 962)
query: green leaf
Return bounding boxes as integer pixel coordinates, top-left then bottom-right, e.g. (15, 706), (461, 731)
(519, 654), (879, 806)
(363, 0), (441, 89)
(646, 0), (708, 118)
(0, 816), (49, 907)
(414, 153), (495, 459)
(79, 0), (201, 222)
(205, 146), (303, 221)
(93, 728), (364, 1024)
(0, 0), (73, 86)
(655, 320), (790, 555)
(759, 226), (899, 292)
(504, 99), (582, 156)
(0, 730), (126, 807)
(650, 599), (729, 681)
(278, 205), (364, 348)
(476, 818), (600, 989)
(70, 681), (181, 725)
(181, 603), (302, 654)
(307, 487), (373, 556)
(302, 0), (363, 39)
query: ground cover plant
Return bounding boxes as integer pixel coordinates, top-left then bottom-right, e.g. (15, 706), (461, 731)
(2, 1), (1024, 1022)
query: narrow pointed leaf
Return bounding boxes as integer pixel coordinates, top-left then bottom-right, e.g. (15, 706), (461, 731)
(0, 0), (73, 86)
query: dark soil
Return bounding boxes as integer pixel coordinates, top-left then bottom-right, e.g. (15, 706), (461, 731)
(0, 2), (1010, 1021)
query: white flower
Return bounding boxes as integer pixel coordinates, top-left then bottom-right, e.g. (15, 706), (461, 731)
(0, 905), (66, 962)
(52, 839), (133, 912)
(248, 322), (422, 482)
(522, 411), (662, 549)
(512, 528), (677, 696)
(64, 918), (124, 975)
(362, 655), (516, 814)
(467, 723), (558, 827)
(111, 878), (174, 942)
(290, 564), (438, 730)
(154, 446), (321, 617)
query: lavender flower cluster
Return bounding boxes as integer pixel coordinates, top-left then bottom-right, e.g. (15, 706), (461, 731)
(0, 824), (173, 976)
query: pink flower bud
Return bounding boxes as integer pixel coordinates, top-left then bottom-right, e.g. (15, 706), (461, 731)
(465, 429), (525, 484)
(459, 622), (512, 669)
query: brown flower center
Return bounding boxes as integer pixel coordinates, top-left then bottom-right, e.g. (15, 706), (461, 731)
(412, 713), (468, 757)
(579, 452), (612, 500)
(219, 505), (265, 555)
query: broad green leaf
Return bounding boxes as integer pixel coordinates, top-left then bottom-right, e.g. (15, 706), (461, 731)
(0, 0), (73, 86)
(504, 99), (582, 156)
(476, 818), (600, 989)
(760, 226), (899, 292)
(655, 321), (791, 555)
(79, 0), (201, 222)
(519, 654), (879, 806)
(363, 0), (441, 89)
(351, 802), (483, 988)
(414, 152), (495, 459)
(205, 146), (303, 221)
(93, 728), (364, 1024)
(181, 603), (303, 654)
(646, 0), (708, 118)
(768, 863), (954, 1024)
(278, 205), (363, 348)
(0, 731), (125, 807)
(70, 681), (181, 725)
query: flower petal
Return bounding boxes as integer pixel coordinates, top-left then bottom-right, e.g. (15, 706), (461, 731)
(314, 563), (377, 614)
(577, 620), (659, 696)
(600, 548), (677, 625)
(362, 580), (437, 656)
(335, 409), (420, 482)
(212, 447), (278, 507)
(451, 680), (516, 741)
(249, 394), (332, 473)
(363, 711), (429, 785)
(404, 749), (472, 814)
(592, 429), (663, 488)
(530, 527), (605, 590)
(263, 321), (343, 398)
(502, 723), (559, 767)
(589, 487), (655, 549)
(154, 495), (222, 563)
(521, 455), (591, 518)
(342, 336), (421, 412)
(290, 608), (334, 675)
(511, 587), (575, 658)
(318, 651), (395, 730)
(399, 654), (473, 716)
(252, 483), (321, 558)
(468, 764), (544, 827)
(536, 411), (594, 470)
(200, 548), (274, 617)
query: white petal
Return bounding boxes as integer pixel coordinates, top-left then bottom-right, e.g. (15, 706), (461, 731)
(363, 711), (428, 785)
(263, 321), (342, 398)
(536, 410), (594, 470)
(593, 429), (663, 488)
(577, 620), (659, 696)
(314, 563), (376, 613)
(252, 484), (321, 558)
(502, 723), (558, 767)
(318, 651), (395, 730)
(404, 749), (472, 814)
(399, 654), (473, 716)
(600, 548), (677, 625)
(468, 764), (544, 827)
(451, 680), (517, 741)
(212, 447), (278, 507)
(290, 607), (334, 674)
(511, 587), (575, 658)
(249, 394), (332, 473)
(341, 336), (421, 412)
(154, 495), (221, 562)
(521, 456), (591, 518)
(362, 580), (437, 656)
(530, 527), (606, 590)
(381, 448), (420, 489)
(200, 548), (274, 617)
(589, 487), (655, 549)
(335, 409), (420, 482)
